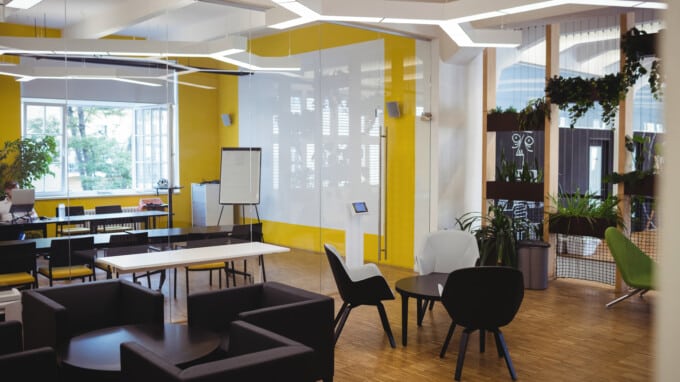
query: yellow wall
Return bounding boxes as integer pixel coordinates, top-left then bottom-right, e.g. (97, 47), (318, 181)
(0, 23), (223, 235)
(249, 24), (416, 269)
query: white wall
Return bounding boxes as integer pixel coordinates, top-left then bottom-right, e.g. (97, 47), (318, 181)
(436, 52), (483, 229)
(656, 5), (679, 380)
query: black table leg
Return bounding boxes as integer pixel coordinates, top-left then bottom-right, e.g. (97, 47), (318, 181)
(401, 292), (409, 346)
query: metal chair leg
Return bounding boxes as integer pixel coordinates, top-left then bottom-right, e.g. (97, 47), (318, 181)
(377, 302), (396, 348)
(440, 321), (456, 358)
(606, 288), (643, 308)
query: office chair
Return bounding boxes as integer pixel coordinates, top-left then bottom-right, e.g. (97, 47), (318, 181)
(55, 205), (90, 236)
(38, 236), (96, 286)
(0, 241), (37, 290)
(323, 244), (396, 348)
(440, 266), (524, 381)
(604, 227), (656, 308)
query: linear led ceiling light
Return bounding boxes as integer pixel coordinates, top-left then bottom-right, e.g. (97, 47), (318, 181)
(5, 0), (43, 9)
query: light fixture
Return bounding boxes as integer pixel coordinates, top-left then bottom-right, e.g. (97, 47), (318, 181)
(5, 0), (42, 9)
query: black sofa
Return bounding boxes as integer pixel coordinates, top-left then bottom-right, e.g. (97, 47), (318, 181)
(22, 278), (164, 350)
(0, 320), (57, 379)
(188, 281), (335, 382)
(120, 320), (315, 382)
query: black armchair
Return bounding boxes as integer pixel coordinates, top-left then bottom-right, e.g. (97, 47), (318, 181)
(188, 281), (334, 382)
(0, 320), (57, 379)
(22, 279), (164, 350)
(440, 266), (524, 381)
(120, 320), (315, 382)
(324, 244), (397, 348)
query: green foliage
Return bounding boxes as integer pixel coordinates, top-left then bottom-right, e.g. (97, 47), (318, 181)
(487, 106), (518, 115)
(517, 98), (549, 131)
(496, 152), (542, 183)
(547, 191), (624, 229)
(456, 205), (531, 268)
(545, 73), (626, 128)
(621, 27), (663, 100)
(0, 136), (58, 197)
(605, 134), (657, 187)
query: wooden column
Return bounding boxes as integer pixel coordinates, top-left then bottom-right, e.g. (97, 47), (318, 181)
(544, 24), (560, 278)
(482, 48), (496, 217)
(615, 13), (636, 292)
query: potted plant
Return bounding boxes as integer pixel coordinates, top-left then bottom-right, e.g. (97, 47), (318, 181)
(456, 204), (531, 268)
(547, 191), (623, 239)
(517, 97), (549, 131)
(621, 27), (663, 100)
(0, 136), (58, 199)
(606, 134), (659, 197)
(486, 106), (520, 132)
(487, 153), (544, 202)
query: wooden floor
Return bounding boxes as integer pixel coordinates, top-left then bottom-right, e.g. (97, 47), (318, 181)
(36, 248), (654, 381)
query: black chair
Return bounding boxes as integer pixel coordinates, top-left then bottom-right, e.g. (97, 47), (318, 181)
(55, 205), (90, 236)
(183, 231), (232, 296)
(120, 320), (316, 382)
(37, 236), (95, 286)
(0, 241), (37, 290)
(0, 320), (57, 379)
(440, 266), (524, 381)
(95, 205), (133, 233)
(323, 243), (396, 348)
(227, 223), (265, 284)
(98, 232), (162, 287)
(188, 282), (334, 382)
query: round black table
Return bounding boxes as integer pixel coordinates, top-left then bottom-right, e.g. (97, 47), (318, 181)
(59, 323), (220, 380)
(395, 272), (449, 346)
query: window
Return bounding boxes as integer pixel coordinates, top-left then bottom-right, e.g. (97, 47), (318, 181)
(22, 100), (177, 197)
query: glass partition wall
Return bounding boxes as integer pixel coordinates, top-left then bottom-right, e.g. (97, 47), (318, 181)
(2, 4), (433, 322)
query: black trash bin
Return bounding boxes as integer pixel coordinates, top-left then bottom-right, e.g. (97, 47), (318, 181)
(517, 240), (550, 290)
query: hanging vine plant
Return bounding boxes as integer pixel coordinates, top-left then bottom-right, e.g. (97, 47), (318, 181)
(545, 73), (626, 129)
(621, 27), (663, 100)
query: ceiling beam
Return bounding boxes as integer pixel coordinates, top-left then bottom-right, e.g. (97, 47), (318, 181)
(62, 0), (195, 39)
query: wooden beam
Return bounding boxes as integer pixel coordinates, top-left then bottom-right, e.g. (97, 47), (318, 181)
(482, 48), (496, 216)
(544, 24), (559, 278)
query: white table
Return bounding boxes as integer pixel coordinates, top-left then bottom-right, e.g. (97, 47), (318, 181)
(96, 242), (289, 285)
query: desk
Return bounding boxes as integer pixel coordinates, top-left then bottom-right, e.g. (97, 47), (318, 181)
(127, 225), (234, 243)
(395, 272), (448, 346)
(0, 233), (121, 252)
(59, 323), (219, 380)
(96, 242), (289, 284)
(0, 220), (49, 239)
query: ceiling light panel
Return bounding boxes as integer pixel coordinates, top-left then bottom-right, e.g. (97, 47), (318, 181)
(5, 0), (43, 10)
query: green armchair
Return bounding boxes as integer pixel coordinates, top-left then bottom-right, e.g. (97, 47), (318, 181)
(604, 227), (656, 308)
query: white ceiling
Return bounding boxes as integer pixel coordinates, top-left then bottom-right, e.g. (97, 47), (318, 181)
(0, 0), (666, 70)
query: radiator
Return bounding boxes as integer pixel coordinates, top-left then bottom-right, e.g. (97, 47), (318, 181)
(84, 206), (142, 229)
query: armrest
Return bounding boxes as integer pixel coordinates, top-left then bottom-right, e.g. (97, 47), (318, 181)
(21, 290), (68, 350)
(119, 280), (164, 325)
(120, 342), (182, 382)
(228, 320), (305, 356)
(0, 320), (22, 355)
(188, 284), (262, 333)
(0, 347), (57, 379)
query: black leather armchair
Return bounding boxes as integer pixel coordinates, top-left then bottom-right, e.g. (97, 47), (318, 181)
(0, 320), (57, 379)
(188, 281), (334, 382)
(120, 320), (315, 382)
(22, 279), (164, 350)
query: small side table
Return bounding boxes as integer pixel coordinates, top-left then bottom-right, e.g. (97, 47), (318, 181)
(395, 272), (449, 346)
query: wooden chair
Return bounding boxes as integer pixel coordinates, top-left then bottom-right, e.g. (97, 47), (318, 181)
(55, 205), (90, 236)
(94, 205), (133, 233)
(0, 241), (37, 290)
(37, 236), (95, 286)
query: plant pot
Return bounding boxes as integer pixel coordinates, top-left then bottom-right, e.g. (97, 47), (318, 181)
(486, 181), (544, 202)
(548, 217), (612, 239)
(624, 174), (656, 197)
(487, 113), (520, 132)
(625, 32), (658, 58)
(517, 240), (550, 290)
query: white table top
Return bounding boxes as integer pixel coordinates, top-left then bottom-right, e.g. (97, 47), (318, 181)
(96, 241), (289, 274)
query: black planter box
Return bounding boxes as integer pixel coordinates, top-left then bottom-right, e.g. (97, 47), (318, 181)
(486, 181), (544, 202)
(625, 32), (658, 58)
(624, 174), (656, 197)
(487, 113), (520, 132)
(548, 217), (613, 239)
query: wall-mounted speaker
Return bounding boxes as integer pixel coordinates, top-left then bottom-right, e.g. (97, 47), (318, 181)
(386, 101), (400, 118)
(221, 114), (232, 127)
